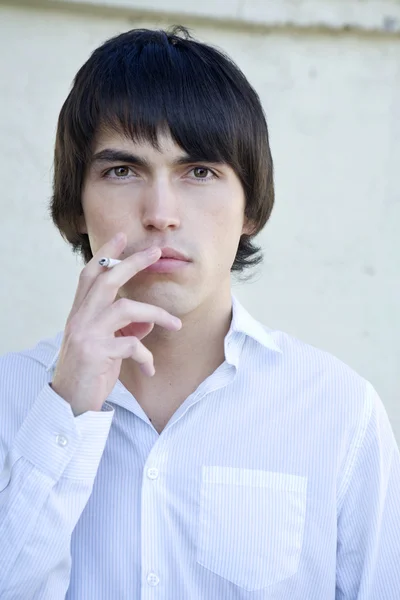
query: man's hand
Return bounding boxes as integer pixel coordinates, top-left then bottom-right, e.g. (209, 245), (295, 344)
(51, 232), (182, 415)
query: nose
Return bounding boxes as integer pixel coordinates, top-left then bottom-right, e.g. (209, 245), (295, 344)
(141, 180), (180, 231)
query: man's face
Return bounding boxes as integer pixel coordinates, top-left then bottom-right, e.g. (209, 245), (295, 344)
(81, 129), (249, 317)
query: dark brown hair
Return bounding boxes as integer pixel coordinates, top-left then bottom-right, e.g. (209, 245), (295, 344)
(50, 25), (274, 273)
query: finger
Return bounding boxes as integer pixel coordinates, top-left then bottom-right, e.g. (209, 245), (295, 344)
(116, 322), (154, 340)
(94, 298), (182, 334)
(79, 246), (162, 317)
(70, 232), (127, 318)
(107, 336), (155, 376)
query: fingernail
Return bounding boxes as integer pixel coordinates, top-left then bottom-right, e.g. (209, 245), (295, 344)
(172, 317), (182, 329)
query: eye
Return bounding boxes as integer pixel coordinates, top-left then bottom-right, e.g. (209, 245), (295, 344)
(103, 166), (136, 180)
(189, 166), (217, 181)
(111, 166), (132, 177)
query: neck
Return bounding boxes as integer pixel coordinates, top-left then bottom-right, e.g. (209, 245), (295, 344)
(119, 287), (233, 421)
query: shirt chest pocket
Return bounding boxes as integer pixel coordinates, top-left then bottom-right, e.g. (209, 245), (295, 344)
(196, 466), (307, 592)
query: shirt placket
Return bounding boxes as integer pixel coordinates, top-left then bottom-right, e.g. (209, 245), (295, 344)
(140, 435), (169, 599)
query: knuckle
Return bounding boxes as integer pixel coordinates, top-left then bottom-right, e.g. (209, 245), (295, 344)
(65, 329), (93, 360)
(79, 266), (92, 282)
(129, 336), (140, 351)
(141, 342), (151, 356)
(65, 320), (92, 357)
(79, 338), (94, 360)
(115, 297), (131, 313)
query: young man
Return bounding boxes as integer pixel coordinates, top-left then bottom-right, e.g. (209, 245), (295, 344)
(0, 26), (399, 600)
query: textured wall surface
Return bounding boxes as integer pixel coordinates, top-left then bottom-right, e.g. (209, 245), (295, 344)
(0, 2), (399, 438)
(52, 0), (400, 32)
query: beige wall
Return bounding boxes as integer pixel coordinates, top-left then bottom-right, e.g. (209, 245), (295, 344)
(0, 1), (399, 439)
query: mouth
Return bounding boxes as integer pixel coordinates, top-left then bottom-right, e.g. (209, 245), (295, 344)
(159, 247), (190, 261)
(143, 246), (191, 274)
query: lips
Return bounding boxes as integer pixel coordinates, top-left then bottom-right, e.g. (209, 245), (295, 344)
(159, 247), (190, 262)
(137, 245), (191, 274)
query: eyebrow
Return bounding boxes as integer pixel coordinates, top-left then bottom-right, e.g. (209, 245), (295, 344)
(90, 148), (219, 169)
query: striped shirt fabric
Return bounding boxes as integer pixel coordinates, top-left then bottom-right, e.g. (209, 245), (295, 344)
(0, 295), (399, 599)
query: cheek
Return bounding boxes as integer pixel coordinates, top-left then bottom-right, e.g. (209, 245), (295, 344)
(208, 198), (245, 239)
(85, 187), (134, 222)
(203, 201), (245, 266)
(82, 187), (139, 250)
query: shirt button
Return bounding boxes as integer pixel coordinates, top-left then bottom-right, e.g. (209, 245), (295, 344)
(56, 434), (68, 447)
(147, 572), (160, 586)
(147, 467), (159, 480)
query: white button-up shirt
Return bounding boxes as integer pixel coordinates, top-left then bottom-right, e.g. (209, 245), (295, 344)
(0, 296), (399, 599)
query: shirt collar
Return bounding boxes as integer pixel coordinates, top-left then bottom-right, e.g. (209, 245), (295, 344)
(228, 295), (282, 354)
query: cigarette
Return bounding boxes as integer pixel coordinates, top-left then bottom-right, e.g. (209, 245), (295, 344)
(98, 257), (122, 268)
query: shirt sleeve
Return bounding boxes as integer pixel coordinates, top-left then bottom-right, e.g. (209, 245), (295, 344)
(335, 382), (400, 599)
(0, 383), (114, 600)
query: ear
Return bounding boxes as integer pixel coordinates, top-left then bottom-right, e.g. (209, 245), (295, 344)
(242, 218), (255, 236)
